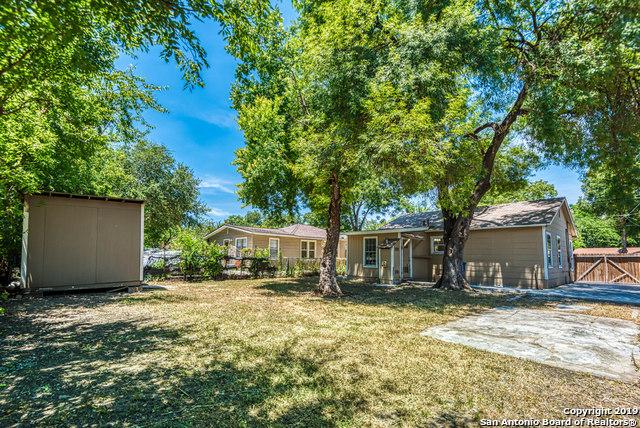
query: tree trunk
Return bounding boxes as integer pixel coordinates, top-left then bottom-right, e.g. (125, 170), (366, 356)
(317, 172), (343, 296)
(434, 82), (529, 291)
(434, 210), (473, 290)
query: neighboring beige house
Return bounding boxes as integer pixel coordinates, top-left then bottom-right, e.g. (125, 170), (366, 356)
(205, 224), (347, 261)
(346, 198), (577, 289)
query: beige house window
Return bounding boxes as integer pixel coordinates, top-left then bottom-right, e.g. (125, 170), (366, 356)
(431, 236), (445, 254)
(301, 240), (316, 259)
(363, 237), (378, 267)
(235, 237), (248, 258)
(557, 235), (562, 268)
(546, 232), (553, 267)
(269, 238), (279, 260)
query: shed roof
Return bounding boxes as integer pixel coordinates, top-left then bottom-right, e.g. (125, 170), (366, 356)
(348, 197), (575, 235)
(29, 192), (144, 204)
(205, 223), (332, 240)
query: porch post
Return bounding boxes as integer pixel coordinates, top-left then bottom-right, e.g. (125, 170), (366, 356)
(398, 232), (403, 281)
(409, 238), (413, 278)
(391, 244), (395, 284)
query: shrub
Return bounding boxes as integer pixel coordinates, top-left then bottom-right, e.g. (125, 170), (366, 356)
(248, 248), (274, 278)
(201, 244), (226, 279)
(174, 229), (225, 280)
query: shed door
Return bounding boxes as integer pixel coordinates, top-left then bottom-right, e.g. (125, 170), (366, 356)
(42, 205), (98, 287)
(96, 207), (141, 283)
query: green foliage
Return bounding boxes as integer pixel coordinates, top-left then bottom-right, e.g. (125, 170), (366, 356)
(247, 247), (274, 278)
(224, 210), (264, 227)
(174, 229), (225, 280)
(0, 70), (159, 283)
(95, 141), (207, 248)
(571, 202), (635, 249)
(481, 180), (558, 205)
(580, 161), (640, 249)
(0, 0), (272, 283)
(0, 290), (8, 316)
(231, 0), (389, 227)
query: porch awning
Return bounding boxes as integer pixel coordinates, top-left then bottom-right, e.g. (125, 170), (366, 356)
(378, 238), (400, 249)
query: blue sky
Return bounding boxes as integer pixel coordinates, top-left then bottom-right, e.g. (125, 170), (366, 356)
(117, 17), (583, 221)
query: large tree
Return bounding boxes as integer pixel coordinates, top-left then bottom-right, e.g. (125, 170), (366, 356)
(365, 0), (636, 289)
(231, 0), (386, 295)
(580, 163), (640, 251)
(571, 200), (637, 249)
(94, 141), (207, 248)
(525, 0), (640, 252)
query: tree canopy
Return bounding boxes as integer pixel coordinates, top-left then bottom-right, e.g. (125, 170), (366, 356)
(0, 0), (273, 283)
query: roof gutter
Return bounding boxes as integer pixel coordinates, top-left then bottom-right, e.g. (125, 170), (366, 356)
(345, 223), (550, 236)
(204, 224), (339, 241)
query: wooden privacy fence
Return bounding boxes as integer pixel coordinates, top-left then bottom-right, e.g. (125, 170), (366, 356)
(574, 253), (640, 284)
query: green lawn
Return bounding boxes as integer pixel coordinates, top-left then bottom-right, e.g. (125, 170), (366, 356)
(1, 278), (638, 427)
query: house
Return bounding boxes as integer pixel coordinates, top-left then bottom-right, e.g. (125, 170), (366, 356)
(204, 223), (347, 261)
(346, 198), (577, 289)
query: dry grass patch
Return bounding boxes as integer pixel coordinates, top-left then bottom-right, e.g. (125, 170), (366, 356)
(1, 278), (638, 427)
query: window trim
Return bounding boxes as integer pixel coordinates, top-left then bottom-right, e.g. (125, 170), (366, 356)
(268, 238), (280, 260)
(363, 236), (378, 268)
(234, 237), (248, 258)
(300, 240), (316, 259)
(545, 232), (553, 268)
(431, 236), (445, 255)
(556, 235), (563, 269)
(235, 237), (248, 249)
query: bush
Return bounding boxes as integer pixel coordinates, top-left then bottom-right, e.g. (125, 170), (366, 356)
(247, 248), (274, 278)
(201, 243), (226, 279)
(174, 229), (225, 280)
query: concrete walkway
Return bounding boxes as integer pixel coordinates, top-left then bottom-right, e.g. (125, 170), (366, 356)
(423, 307), (639, 382)
(473, 282), (640, 306)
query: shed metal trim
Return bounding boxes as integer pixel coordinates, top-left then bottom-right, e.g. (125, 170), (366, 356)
(29, 192), (144, 204)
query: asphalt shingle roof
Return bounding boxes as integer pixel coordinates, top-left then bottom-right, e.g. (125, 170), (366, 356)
(381, 198), (567, 231)
(223, 224), (327, 239)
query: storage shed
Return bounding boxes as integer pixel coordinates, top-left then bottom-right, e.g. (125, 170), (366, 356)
(21, 193), (144, 291)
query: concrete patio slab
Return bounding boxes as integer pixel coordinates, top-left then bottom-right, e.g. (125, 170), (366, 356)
(422, 307), (639, 382)
(473, 282), (640, 306)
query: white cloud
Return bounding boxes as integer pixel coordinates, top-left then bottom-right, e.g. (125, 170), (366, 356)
(191, 108), (238, 129)
(199, 176), (236, 194)
(207, 207), (232, 217)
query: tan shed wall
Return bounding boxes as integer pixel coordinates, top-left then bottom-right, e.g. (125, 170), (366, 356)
(348, 226), (547, 288)
(24, 195), (143, 290)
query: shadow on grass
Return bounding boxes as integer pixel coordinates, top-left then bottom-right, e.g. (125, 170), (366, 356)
(257, 277), (549, 314)
(0, 295), (361, 427)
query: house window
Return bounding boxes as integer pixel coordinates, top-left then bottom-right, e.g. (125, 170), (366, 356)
(557, 236), (562, 268)
(546, 232), (553, 267)
(301, 240), (316, 259)
(222, 239), (231, 246)
(363, 237), (378, 267)
(235, 237), (248, 258)
(431, 236), (445, 255)
(269, 238), (279, 260)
